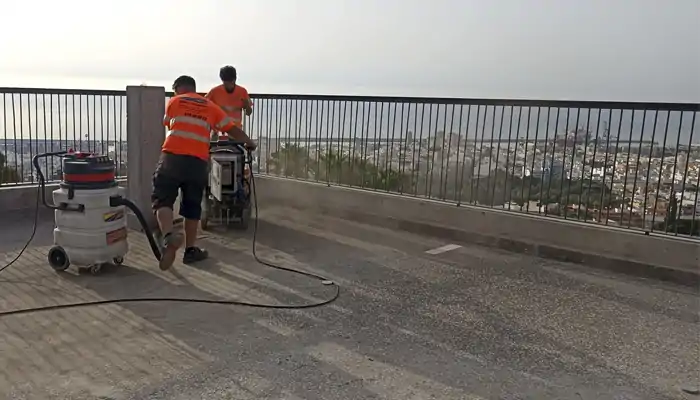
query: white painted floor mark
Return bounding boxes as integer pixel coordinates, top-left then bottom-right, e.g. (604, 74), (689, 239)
(425, 244), (462, 255)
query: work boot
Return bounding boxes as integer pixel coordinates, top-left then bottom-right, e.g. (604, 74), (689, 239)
(183, 247), (209, 264)
(159, 232), (184, 271)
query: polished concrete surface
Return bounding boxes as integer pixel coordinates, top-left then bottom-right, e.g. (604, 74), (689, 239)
(0, 206), (698, 399)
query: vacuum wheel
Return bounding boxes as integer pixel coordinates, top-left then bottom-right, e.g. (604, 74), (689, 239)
(47, 246), (70, 272)
(113, 256), (124, 265)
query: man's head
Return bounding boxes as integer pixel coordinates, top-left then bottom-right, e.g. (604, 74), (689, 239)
(219, 65), (237, 93)
(172, 75), (196, 95)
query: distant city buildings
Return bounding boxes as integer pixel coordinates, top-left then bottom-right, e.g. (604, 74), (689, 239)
(254, 127), (699, 231)
(1, 140), (128, 182)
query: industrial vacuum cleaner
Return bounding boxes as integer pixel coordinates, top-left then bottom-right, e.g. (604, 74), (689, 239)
(33, 150), (163, 275)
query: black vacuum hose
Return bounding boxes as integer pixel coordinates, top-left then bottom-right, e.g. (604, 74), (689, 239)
(111, 196), (163, 261)
(31, 151), (68, 210)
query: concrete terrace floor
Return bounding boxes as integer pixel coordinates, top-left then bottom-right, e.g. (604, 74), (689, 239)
(0, 206), (698, 400)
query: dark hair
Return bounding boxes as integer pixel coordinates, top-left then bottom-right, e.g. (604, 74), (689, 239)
(172, 75), (196, 91)
(219, 66), (237, 82)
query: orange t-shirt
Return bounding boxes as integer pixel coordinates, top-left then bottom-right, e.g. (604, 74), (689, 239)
(162, 93), (236, 160)
(205, 84), (251, 127)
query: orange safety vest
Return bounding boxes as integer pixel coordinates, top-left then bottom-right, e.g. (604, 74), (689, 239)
(162, 93), (235, 160)
(205, 84), (251, 127)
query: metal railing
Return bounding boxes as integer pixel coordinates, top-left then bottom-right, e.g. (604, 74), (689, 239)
(243, 95), (700, 238)
(2, 87), (699, 238)
(0, 88), (127, 185)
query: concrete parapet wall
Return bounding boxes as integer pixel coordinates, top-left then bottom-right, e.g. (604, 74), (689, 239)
(0, 184), (60, 211)
(2, 175), (697, 285)
(254, 175), (700, 286)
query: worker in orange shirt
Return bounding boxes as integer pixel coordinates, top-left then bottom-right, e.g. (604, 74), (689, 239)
(205, 65), (253, 129)
(154, 75), (256, 271)
(206, 65), (254, 190)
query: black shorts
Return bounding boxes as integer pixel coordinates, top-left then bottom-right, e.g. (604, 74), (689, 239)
(151, 152), (208, 220)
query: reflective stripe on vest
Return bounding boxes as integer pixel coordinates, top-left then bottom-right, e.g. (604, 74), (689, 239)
(166, 130), (210, 143)
(216, 117), (235, 130)
(221, 106), (243, 124)
(169, 116), (212, 131)
(221, 105), (240, 113)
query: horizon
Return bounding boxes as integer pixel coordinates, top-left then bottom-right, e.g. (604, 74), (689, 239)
(2, 85), (700, 104)
(1, 0), (699, 103)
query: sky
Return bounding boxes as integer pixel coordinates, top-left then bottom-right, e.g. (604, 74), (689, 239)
(0, 0), (698, 102)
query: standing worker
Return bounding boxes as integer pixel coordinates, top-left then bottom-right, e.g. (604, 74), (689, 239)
(205, 65), (253, 129)
(153, 75), (256, 271)
(206, 65), (255, 190)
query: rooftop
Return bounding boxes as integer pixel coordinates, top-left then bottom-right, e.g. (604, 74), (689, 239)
(0, 86), (698, 399)
(0, 205), (698, 400)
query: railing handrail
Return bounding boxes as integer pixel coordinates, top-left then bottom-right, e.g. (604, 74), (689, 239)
(0, 87), (127, 96)
(246, 94), (700, 112)
(2, 87), (698, 112)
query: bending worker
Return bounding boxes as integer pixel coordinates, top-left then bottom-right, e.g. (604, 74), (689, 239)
(153, 75), (256, 271)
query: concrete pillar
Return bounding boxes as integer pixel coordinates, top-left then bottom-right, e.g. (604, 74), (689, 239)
(125, 85), (165, 232)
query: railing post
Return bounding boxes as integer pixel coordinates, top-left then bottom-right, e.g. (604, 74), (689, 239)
(125, 85), (165, 231)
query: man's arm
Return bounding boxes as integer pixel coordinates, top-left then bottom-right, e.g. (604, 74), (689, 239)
(204, 91), (219, 138)
(163, 98), (176, 127)
(210, 103), (256, 149)
(224, 125), (256, 150)
(241, 87), (253, 116)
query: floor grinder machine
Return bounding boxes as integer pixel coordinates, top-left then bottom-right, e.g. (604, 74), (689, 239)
(201, 138), (253, 230)
(33, 150), (162, 275)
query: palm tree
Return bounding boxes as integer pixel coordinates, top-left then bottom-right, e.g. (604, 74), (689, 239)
(269, 143), (413, 192)
(0, 153), (20, 185)
(268, 143), (310, 179)
(312, 148), (364, 186)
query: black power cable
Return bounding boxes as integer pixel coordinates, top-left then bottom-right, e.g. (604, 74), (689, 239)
(0, 184), (42, 275)
(0, 152), (339, 317)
